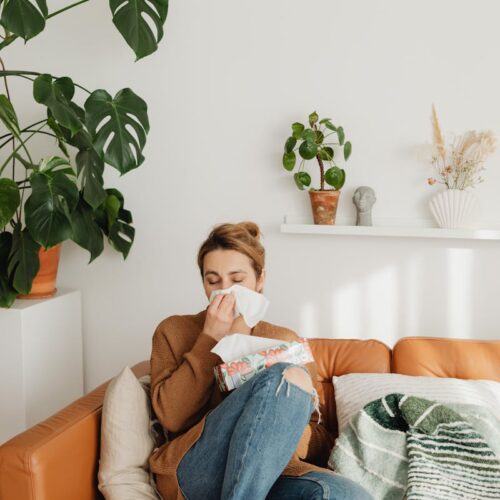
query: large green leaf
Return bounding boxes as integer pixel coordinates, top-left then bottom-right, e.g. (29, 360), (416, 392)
(0, 231), (17, 307)
(0, 94), (21, 139)
(25, 171), (79, 248)
(85, 88), (149, 173)
(282, 151), (296, 171)
(95, 189), (135, 259)
(284, 136), (296, 154)
(71, 197), (104, 263)
(33, 75), (82, 136)
(294, 172), (311, 190)
(8, 225), (40, 295)
(299, 141), (318, 160)
(76, 149), (106, 209)
(0, 178), (20, 229)
(344, 141), (352, 161)
(292, 122), (304, 140)
(324, 167), (346, 190)
(109, 0), (169, 60)
(0, 0), (47, 41)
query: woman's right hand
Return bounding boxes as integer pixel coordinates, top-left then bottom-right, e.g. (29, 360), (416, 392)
(202, 293), (236, 341)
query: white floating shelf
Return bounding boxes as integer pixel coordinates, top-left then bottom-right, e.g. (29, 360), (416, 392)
(281, 215), (500, 241)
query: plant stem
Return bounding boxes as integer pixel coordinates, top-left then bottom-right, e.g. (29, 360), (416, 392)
(0, 70), (91, 94)
(48, 0), (90, 19)
(316, 153), (325, 191)
(0, 122), (46, 175)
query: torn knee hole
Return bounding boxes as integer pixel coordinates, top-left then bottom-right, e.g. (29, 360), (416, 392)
(282, 366), (314, 394)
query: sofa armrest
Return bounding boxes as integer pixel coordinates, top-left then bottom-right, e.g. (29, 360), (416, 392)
(0, 361), (150, 500)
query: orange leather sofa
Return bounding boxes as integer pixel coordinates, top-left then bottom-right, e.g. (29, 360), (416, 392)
(1, 336), (499, 500)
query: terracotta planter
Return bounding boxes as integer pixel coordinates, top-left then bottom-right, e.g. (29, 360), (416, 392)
(308, 189), (341, 225)
(18, 244), (61, 299)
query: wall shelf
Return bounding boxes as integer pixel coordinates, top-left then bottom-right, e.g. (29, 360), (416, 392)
(280, 215), (500, 241)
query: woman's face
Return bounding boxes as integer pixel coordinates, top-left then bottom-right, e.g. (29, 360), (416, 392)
(202, 249), (265, 300)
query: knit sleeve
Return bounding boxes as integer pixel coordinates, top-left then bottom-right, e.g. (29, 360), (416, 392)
(150, 317), (222, 434)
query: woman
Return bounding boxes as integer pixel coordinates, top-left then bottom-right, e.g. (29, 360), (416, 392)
(149, 222), (372, 500)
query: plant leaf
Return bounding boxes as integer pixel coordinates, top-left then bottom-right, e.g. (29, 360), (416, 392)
(337, 126), (345, 145)
(324, 121), (337, 132)
(324, 167), (346, 190)
(284, 136), (296, 154)
(25, 172), (79, 247)
(308, 111), (318, 126)
(291, 122), (304, 140)
(315, 130), (324, 144)
(282, 151), (296, 171)
(33, 74), (82, 136)
(0, 178), (20, 230)
(8, 225), (40, 295)
(85, 88), (150, 174)
(319, 118), (332, 124)
(0, 94), (21, 139)
(109, 0), (169, 60)
(0, 0), (47, 41)
(95, 189), (135, 259)
(299, 141), (318, 160)
(293, 172), (311, 190)
(76, 148), (106, 209)
(343, 141), (352, 161)
(319, 146), (334, 161)
(0, 231), (17, 307)
(39, 156), (76, 177)
(71, 196), (104, 263)
(301, 128), (316, 143)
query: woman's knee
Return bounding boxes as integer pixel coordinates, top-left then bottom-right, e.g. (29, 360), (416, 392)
(262, 362), (314, 394)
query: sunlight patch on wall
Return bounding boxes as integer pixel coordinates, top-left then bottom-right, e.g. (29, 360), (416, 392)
(447, 248), (474, 339)
(331, 283), (362, 338)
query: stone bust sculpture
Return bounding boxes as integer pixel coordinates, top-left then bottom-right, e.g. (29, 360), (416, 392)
(352, 186), (376, 226)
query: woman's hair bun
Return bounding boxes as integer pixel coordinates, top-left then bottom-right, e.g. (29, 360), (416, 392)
(238, 221), (260, 239)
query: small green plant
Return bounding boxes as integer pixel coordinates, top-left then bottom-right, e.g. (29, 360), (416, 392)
(282, 111), (352, 191)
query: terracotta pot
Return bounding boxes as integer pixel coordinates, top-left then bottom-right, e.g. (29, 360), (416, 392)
(308, 189), (341, 224)
(18, 244), (61, 299)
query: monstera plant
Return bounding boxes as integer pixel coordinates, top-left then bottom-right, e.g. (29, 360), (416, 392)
(0, 0), (169, 307)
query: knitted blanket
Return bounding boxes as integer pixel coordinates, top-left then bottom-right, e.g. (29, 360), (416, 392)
(328, 393), (500, 500)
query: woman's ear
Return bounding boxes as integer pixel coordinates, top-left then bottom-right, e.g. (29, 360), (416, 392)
(257, 269), (266, 293)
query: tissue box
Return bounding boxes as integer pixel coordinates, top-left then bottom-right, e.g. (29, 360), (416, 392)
(214, 338), (314, 392)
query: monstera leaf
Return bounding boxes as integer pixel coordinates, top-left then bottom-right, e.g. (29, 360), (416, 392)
(0, 231), (16, 307)
(76, 148), (106, 209)
(0, 178), (20, 229)
(25, 167), (79, 248)
(110, 0), (169, 60)
(0, 0), (47, 41)
(71, 196), (104, 263)
(85, 88), (149, 174)
(0, 95), (21, 140)
(7, 225), (40, 295)
(33, 75), (83, 137)
(95, 189), (135, 259)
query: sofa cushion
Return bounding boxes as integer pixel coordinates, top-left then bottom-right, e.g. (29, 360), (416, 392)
(392, 337), (500, 380)
(98, 366), (161, 499)
(332, 372), (500, 433)
(308, 339), (391, 435)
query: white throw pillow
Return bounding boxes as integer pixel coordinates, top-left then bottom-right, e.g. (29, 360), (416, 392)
(98, 366), (161, 499)
(332, 372), (500, 433)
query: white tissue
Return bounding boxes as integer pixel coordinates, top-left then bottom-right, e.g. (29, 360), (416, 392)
(210, 334), (284, 363)
(208, 284), (270, 328)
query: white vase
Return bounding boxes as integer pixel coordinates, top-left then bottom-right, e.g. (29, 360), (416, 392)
(429, 189), (479, 229)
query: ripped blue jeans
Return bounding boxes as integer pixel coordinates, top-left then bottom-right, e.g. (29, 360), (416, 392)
(176, 362), (373, 500)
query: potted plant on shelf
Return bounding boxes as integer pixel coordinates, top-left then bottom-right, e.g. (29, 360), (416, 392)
(282, 111), (352, 225)
(0, 0), (169, 307)
(428, 105), (496, 229)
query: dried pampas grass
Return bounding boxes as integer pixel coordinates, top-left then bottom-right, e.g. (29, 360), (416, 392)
(428, 106), (497, 190)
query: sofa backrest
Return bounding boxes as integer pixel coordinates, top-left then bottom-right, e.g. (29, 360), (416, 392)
(392, 337), (500, 381)
(308, 338), (391, 435)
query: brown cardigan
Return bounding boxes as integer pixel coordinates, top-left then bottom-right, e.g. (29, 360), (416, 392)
(148, 309), (335, 500)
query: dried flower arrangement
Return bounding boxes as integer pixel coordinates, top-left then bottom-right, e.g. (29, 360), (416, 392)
(428, 105), (497, 190)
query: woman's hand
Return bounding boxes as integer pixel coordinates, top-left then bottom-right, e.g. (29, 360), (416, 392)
(202, 293), (237, 341)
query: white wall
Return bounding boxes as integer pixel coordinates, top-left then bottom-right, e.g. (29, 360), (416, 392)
(8, 0), (500, 391)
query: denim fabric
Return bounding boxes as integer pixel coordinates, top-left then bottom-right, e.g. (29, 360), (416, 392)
(176, 362), (372, 500)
